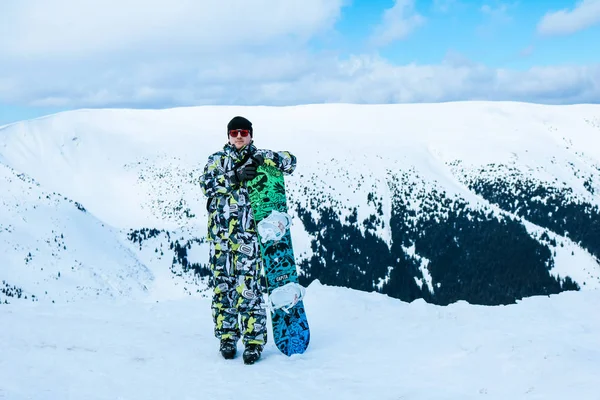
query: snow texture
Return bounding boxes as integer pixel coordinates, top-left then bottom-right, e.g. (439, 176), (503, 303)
(0, 102), (599, 397)
(2, 102), (599, 298)
(0, 281), (598, 399)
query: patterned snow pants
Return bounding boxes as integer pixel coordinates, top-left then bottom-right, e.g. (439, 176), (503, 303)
(209, 237), (267, 346)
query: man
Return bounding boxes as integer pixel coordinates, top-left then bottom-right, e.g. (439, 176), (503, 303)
(199, 116), (297, 364)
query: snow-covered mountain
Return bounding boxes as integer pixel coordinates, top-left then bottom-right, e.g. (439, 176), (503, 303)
(1, 102), (599, 305)
(0, 161), (152, 302)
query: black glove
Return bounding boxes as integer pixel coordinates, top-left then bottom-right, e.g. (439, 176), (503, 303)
(232, 163), (257, 184)
(251, 154), (264, 166)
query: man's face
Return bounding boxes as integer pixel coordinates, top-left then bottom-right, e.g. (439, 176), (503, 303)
(229, 129), (252, 149)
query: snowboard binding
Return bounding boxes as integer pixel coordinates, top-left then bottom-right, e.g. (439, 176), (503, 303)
(257, 210), (292, 243)
(267, 282), (306, 313)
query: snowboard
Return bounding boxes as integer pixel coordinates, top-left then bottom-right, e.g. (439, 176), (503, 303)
(247, 156), (310, 356)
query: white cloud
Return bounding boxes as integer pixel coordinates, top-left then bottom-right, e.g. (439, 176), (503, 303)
(537, 0), (600, 36)
(0, 0), (343, 57)
(324, 56), (600, 104)
(2, 52), (599, 108)
(0, 1), (598, 111)
(481, 3), (512, 23)
(433, 0), (458, 13)
(370, 0), (425, 46)
(477, 2), (515, 37)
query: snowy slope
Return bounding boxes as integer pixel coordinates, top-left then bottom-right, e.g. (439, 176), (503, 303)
(1, 102), (600, 304)
(0, 161), (153, 303)
(1, 103), (599, 398)
(2, 103), (599, 227)
(0, 281), (598, 400)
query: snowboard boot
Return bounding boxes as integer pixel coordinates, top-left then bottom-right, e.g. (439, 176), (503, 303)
(219, 338), (237, 360)
(243, 344), (263, 365)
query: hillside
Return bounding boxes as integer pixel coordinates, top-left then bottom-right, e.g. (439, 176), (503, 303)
(0, 162), (152, 303)
(1, 102), (599, 305)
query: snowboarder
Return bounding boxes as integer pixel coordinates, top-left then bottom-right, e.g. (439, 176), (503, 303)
(199, 115), (297, 364)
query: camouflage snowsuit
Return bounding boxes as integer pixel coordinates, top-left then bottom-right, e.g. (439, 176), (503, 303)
(200, 142), (297, 345)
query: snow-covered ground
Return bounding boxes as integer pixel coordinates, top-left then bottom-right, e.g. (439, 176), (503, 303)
(1, 102), (599, 399)
(1, 281), (598, 400)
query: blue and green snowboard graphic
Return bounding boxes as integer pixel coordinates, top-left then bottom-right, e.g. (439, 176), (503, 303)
(247, 158), (310, 356)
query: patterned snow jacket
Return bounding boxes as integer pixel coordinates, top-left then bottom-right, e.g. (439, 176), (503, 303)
(200, 142), (296, 246)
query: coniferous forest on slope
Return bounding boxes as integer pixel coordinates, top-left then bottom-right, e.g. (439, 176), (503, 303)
(296, 170), (585, 306)
(116, 166), (596, 307)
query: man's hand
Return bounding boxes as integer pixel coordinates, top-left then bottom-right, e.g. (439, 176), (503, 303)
(233, 163), (257, 183)
(251, 154), (264, 166)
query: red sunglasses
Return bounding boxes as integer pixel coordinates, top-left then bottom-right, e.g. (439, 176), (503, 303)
(229, 129), (250, 137)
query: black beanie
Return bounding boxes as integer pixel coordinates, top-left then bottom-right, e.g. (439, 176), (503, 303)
(227, 116), (253, 137)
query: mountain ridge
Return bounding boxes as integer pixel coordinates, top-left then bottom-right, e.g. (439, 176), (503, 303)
(1, 102), (599, 304)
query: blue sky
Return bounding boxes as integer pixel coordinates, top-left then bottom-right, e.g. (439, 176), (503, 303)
(1, 0), (600, 125)
(330, 0), (600, 66)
